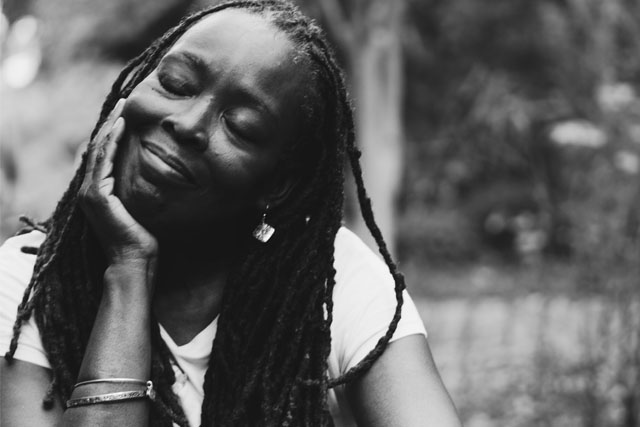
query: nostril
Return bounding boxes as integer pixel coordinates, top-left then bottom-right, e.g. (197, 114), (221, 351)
(161, 119), (176, 135)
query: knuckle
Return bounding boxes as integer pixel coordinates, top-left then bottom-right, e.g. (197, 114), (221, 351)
(79, 183), (103, 205)
(78, 184), (90, 201)
(97, 180), (112, 193)
(96, 147), (106, 162)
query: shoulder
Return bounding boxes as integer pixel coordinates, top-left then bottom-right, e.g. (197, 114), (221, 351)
(332, 226), (403, 304)
(331, 226), (403, 314)
(333, 226), (390, 280)
(329, 226), (426, 374)
(0, 230), (50, 368)
(0, 230), (46, 291)
(0, 229), (46, 315)
(0, 229), (46, 249)
(334, 226), (378, 260)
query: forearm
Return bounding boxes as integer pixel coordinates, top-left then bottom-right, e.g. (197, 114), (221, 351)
(61, 262), (155, 427)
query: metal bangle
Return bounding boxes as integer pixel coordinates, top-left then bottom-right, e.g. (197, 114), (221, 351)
(66, 381), (155, 408)
(73, 378), (148, 389)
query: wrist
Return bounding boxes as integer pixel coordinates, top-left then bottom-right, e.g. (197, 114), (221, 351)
(108, 242), (158, 266)
(103, 260), (157, 300)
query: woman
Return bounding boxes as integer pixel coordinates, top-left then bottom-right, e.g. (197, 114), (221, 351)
(0, 1), (461, 426)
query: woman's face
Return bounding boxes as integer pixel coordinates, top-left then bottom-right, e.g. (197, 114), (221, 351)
(114, 9), (308, 239)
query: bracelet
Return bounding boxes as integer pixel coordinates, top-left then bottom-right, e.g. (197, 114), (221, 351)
(66, 381), (155, 408)
(74, 378), (148, 389)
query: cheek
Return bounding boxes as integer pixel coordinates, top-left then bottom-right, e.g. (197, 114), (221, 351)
(205, 129), (276, 191)
(207, 151), (266, 197)
(123, 82), (164, 128)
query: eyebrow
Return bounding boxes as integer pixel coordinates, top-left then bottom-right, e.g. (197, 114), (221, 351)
(166, 51), (210, 76)
(163, 51), (280, 125)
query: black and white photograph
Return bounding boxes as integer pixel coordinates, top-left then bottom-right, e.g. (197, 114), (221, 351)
(1, 1), (639, 426)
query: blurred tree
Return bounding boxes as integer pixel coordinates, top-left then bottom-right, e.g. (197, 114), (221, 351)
(2, 0), (32, 22)
(32, 0), (197, 67)
(301, 0), (405, 255)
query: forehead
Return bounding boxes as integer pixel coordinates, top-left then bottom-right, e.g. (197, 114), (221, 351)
(164, 9), (311, 135)
(169, 9), (302, 84)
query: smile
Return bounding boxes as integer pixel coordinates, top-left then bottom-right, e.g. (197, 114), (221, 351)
(140, 141), (198, 187)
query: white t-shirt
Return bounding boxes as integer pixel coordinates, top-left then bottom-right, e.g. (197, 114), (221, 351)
(0, 227), (426, 427)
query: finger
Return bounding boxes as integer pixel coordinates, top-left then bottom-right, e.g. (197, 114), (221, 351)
(84, 178), (127, 247)
(93, 98), (126, 150)
(95, 117), (125, 181)
(85, 98), (126, 181)
(102, 98), (126, 133)
(108, 98), (126, 126)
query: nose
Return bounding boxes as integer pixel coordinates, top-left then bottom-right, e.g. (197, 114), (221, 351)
(160, 100), (212, 152)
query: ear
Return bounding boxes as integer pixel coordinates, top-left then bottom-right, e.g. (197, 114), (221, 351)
(256, 169), (299, 211)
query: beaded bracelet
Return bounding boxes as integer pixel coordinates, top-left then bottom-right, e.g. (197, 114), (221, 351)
(66, 380), (155, 408)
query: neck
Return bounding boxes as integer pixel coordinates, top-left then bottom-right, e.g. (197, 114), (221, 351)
(154, 224), (249, 289)
(152, 229), (248, 345)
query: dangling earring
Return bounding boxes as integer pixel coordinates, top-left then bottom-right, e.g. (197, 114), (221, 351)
(252, 206), (275, 243)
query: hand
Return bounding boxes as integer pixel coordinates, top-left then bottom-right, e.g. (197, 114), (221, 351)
(79, 98), (158, 267)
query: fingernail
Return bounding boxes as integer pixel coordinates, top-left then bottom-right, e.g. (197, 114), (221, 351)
(115, 98), (125, 111)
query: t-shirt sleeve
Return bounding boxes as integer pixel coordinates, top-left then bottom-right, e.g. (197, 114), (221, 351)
(330, 228), (426, 375)
(0, 230), (51, 368)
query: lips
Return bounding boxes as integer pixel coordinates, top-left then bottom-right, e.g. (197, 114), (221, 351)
(140, 141), (198, 186)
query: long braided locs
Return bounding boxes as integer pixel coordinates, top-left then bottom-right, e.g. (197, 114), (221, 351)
(4, 1), (407, 425)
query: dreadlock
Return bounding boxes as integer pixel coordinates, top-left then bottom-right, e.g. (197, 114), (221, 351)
(5, 1), (407, 425)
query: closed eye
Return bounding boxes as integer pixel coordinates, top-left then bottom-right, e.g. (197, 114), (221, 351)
(157, 71), (195, 96)
(222, 110), (267, 144)
(155, 56), (199, 96)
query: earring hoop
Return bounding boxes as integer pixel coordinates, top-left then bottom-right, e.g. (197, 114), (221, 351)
(252, 207), (275, 243)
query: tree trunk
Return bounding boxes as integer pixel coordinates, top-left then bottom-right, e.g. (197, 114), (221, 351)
(347, 0), (404, 256)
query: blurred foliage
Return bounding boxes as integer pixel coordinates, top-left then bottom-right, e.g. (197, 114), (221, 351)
(399, 0), (640, 272)
(32, 0), (195, 65)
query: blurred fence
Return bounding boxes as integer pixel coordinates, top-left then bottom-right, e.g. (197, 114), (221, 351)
(418, 291), (640, 426)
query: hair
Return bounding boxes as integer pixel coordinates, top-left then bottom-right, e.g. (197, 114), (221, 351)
(5, 1), (406, 425)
